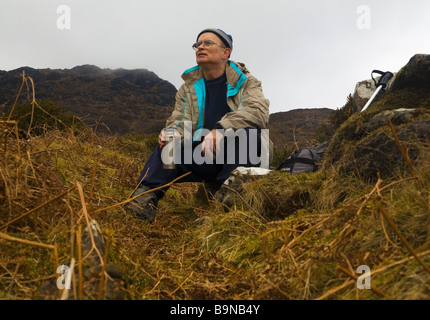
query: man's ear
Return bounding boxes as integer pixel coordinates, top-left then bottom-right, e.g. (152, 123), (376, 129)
(222, 48), (232, 59)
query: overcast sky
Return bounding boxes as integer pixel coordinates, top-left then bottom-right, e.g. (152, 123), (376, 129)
(1, 0), (429, 114)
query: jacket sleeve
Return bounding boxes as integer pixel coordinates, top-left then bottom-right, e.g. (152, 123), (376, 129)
(217, 74), (270, 131)
(164, 84), (191, 138)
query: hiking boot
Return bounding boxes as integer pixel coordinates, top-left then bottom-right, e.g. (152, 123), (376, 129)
(126, 186), (159, 220)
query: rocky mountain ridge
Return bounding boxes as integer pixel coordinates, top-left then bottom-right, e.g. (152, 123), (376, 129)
(0, 65), (177, 135)
(269, 108), (333, 148)
(1, 65), (333, 146)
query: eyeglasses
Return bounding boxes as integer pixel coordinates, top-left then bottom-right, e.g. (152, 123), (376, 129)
(192, 40), (225, 50)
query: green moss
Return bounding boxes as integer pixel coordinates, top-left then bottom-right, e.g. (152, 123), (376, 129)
(371, 88), (430, 112)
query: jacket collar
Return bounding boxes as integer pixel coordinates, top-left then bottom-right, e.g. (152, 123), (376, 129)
(182, 61), (247, 89)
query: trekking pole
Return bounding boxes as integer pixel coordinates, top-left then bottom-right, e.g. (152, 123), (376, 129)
(361, 70), (394, 111)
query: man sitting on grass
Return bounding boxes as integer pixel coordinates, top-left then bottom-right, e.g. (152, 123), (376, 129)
(127, 28), (271, 221)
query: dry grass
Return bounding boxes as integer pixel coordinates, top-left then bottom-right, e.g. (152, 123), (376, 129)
(0, 74), (429, 300)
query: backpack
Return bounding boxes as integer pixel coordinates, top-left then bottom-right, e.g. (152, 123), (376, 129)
(277, 141), (329, 174)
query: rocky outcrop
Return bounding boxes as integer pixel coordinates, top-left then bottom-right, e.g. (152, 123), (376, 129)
(391, 54), (430, 90)
(322, 54), (430, 181)
(352, 54), (430, 111)
(352, 74), (396, 112)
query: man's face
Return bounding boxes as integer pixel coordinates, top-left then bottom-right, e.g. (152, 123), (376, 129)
(195, 32), (229, 66)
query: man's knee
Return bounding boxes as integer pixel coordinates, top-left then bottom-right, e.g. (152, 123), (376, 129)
(221, 128), (263, 166)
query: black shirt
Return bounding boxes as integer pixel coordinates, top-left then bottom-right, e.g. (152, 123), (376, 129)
(203, 73), (231, 130)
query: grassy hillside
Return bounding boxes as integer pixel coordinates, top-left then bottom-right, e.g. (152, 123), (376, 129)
(1, 75), (429, 301)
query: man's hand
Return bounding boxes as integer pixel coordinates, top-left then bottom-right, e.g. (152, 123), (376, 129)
(201, 129), (223, 157)
(158, 129), (180, 148)
(158, 129), (166, 148)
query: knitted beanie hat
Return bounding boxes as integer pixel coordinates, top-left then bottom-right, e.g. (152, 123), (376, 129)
(196, 28), (233, 52)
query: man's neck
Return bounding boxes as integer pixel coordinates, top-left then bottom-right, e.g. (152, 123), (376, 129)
(201, 63), (227, 80)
